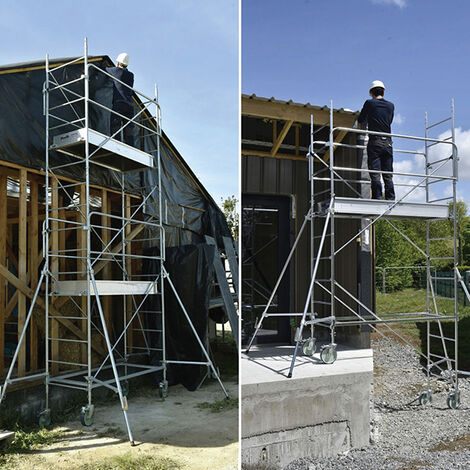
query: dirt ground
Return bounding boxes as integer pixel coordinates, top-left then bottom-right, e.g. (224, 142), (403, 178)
(5, 379), (238, 470)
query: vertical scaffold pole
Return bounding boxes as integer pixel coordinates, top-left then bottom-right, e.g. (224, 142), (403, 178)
(424, 111), (431, 392)
(44, 52), (51, 414)
(83, 36), (92, 408)
(452, 98), (459, 394)
(329, 101), (336, 345)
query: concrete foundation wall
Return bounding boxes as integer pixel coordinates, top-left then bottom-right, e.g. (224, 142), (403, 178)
(241, 348), (373, 469)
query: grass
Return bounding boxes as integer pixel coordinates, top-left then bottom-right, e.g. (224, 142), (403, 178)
(74, 453), (181, 470)
(95, 426), (124, 439)
(3, 427), (63, 454)
(196, 397), (238, 413)
(0, 426), (64, 467)
(212, 332), (238, 380)
(375, 288), (470, 369)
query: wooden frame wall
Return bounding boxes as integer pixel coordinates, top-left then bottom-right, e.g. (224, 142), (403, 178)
(0, 160), (142, 384)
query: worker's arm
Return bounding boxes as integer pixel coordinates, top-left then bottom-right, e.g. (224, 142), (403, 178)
(357, 100), (369, 127)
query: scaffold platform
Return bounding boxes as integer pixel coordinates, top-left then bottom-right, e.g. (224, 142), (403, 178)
(52, 127), (155, 171)
(330, 197), (449, 219)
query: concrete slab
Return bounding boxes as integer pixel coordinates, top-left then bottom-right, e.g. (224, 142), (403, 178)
(241, 343), (373, 469)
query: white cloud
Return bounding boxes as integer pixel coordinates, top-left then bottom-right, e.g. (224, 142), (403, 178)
(427, 127), (470, 180)
(394, 113), (405, 126)
(371, 0), (407, 8)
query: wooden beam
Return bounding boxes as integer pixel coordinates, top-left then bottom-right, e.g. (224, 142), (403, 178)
(29, 180), (39, 371)
(242, 96), (359, 127)
(0, 264), (106, 357)
(50, 180), (60, 373)
(271, 120), (293, 157)
(6, 243), (18, 273)
(323, 129), (349, 163)
(101, 189), (111, 341)
(18, 169), (27, 377)
(125, 195), (133, 353)
(78, 184), (87, 365)
(0, 160), (139, 199)
(241, 149), (307, 162)
(0, 171), (6, 371)
(295, 125), (300, 157)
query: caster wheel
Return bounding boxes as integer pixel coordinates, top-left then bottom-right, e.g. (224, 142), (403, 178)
(302, 337), (316, 356)
(39, 409), (51, 428)
(320, 344), (337, 364)
(158, 381), (168, 399)
(447, 390), (461, 409)
(121, 380), (129, 397)
(80, 404), (95, 426)
(418, 390), (432, 406)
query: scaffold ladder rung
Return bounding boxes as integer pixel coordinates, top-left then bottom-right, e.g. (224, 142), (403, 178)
(429, 333), (456, 342)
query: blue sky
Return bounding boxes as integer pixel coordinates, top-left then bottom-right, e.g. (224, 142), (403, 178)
(243, 0), (470, 208)
(0, 0), (238, 206)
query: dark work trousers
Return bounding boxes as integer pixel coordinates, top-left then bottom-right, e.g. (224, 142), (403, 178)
(367, 136), (395, 200)
(110, 100), (134, 147)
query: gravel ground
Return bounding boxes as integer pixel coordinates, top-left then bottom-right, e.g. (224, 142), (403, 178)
(284, 336), (470, 470)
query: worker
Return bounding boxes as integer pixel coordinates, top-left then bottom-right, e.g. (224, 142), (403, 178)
(106, 53), (135, 147)
(358, 80), (395, 201)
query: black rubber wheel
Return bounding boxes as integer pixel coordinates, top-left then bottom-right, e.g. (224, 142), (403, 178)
(158, 381), (168, 399)
(447, 390), (461, 409)
(80, 405), (94, 426)
(418, 390), (432, 406)
(320, 344), (337, 364)
(302, 338), (316, 356)
(39, 409), (51, 428)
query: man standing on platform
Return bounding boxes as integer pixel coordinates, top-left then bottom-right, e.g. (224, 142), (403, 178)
(358, 80), (395, 201)
(106, 53), (135, 147)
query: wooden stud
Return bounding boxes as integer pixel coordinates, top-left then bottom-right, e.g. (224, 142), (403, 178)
(78, 183), (87, 364)
(29, 180), (39, 371)
(101, 189), (111, 342)
(51, 179), (59, 375)
(295, 125), (300, 157)
(18, 170), (27, 377)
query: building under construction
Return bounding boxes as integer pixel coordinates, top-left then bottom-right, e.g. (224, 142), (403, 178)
(241, 93), (463, 468)
(0, 43), (237, 443)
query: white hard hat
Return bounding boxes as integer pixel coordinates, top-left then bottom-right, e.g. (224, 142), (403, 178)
(369, 80), (385, 91)
(116, 52), (130, 66)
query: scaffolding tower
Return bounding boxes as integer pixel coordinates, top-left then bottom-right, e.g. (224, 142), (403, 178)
(0, 38), (228, 444)
(246, 99), (469, 409)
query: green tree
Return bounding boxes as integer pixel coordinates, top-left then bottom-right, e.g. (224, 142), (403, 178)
(220, 195), (239, 241)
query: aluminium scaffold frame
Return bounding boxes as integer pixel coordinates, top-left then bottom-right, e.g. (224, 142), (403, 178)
(245, 99), (470, 409)
(0, 38), (228, 445)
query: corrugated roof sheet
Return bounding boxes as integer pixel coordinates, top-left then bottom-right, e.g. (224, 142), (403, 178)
(242, 93), (359, 116)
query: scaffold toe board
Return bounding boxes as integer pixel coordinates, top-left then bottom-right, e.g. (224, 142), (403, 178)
(331, 197), (449, 219)
(52, 128), (155, 171)
(51, 280), (158, 296)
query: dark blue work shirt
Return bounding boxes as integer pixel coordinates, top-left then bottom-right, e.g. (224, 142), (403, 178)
(358, 98), (394, 134)
(106, 66), (134, 105)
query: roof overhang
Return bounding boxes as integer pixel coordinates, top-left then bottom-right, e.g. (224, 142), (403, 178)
(242, 94), (359, 128)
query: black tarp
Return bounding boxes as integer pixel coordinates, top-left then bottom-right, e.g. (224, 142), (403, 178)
(0, 56), (233, 389)
(0, 56), (231, 247)
(143, 244), (215, 390)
